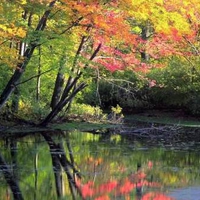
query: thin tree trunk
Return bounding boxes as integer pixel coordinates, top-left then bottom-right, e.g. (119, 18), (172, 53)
(11, 88), (20, 113)
(141, 22), (151, 62)
(36, 46), (42, 101)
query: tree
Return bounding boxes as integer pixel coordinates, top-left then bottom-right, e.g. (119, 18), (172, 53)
(0, 0), (199, 125)
(0, 0), (57, 109)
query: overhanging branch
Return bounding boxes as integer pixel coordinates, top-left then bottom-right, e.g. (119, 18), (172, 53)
(15, 68), (53, 86)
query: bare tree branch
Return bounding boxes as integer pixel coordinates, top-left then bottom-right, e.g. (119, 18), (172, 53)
(15, 68), (53, 86)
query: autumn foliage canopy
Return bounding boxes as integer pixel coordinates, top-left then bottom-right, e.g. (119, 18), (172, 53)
(0, 0), (199, 122)
(0, 0), (199, 72)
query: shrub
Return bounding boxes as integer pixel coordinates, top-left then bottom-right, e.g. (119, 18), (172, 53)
(68, 103), (107, 122)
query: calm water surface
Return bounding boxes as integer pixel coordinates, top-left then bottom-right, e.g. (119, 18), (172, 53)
(0, 127), (200, 200)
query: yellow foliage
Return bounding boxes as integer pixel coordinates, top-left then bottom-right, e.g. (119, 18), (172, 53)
(111, 104), (122, 115)
(0, 45), (19, 68)
(0, 24), (26, 38)
(118, 0), (195, 35)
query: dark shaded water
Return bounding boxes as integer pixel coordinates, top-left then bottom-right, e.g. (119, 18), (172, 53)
(0, 126), (200, 200)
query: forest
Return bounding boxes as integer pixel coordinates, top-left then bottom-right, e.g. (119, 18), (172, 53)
(1, 1), (200, 200)
(0, 0), (200, 126)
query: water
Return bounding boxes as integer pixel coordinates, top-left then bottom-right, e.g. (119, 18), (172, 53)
(0, 127), (200, 200)
(169, 186), (200, 200)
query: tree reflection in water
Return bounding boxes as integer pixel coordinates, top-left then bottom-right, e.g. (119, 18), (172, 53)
(0, 130), (197, 200)
(0, 151), (24, 200)
(75, 161), (173, 200)
(41, 132), (82, 200)
(0, 131), (83, 200)
(42, 131), (175, 200)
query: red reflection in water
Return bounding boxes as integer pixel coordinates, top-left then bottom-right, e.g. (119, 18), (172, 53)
(75, 160), (174, 200)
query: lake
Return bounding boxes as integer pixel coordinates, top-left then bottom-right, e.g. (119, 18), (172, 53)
(0, 123), (200, 200)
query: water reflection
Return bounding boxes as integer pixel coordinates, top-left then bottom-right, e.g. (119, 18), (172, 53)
(0, 130), (200, 199)
(41, 133), (81, 199)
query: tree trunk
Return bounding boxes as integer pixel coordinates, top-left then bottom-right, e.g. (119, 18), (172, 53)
(0, 47), (35, 110)
(39, 43), (101, 126)
(141, 22), (151, 62)
(39, 82), (87, 126)
(50, 65), (65, 110)
(11, 88), (20, 113)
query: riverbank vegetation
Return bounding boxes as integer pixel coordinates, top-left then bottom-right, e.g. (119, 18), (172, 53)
(0, 0), (199, 127)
